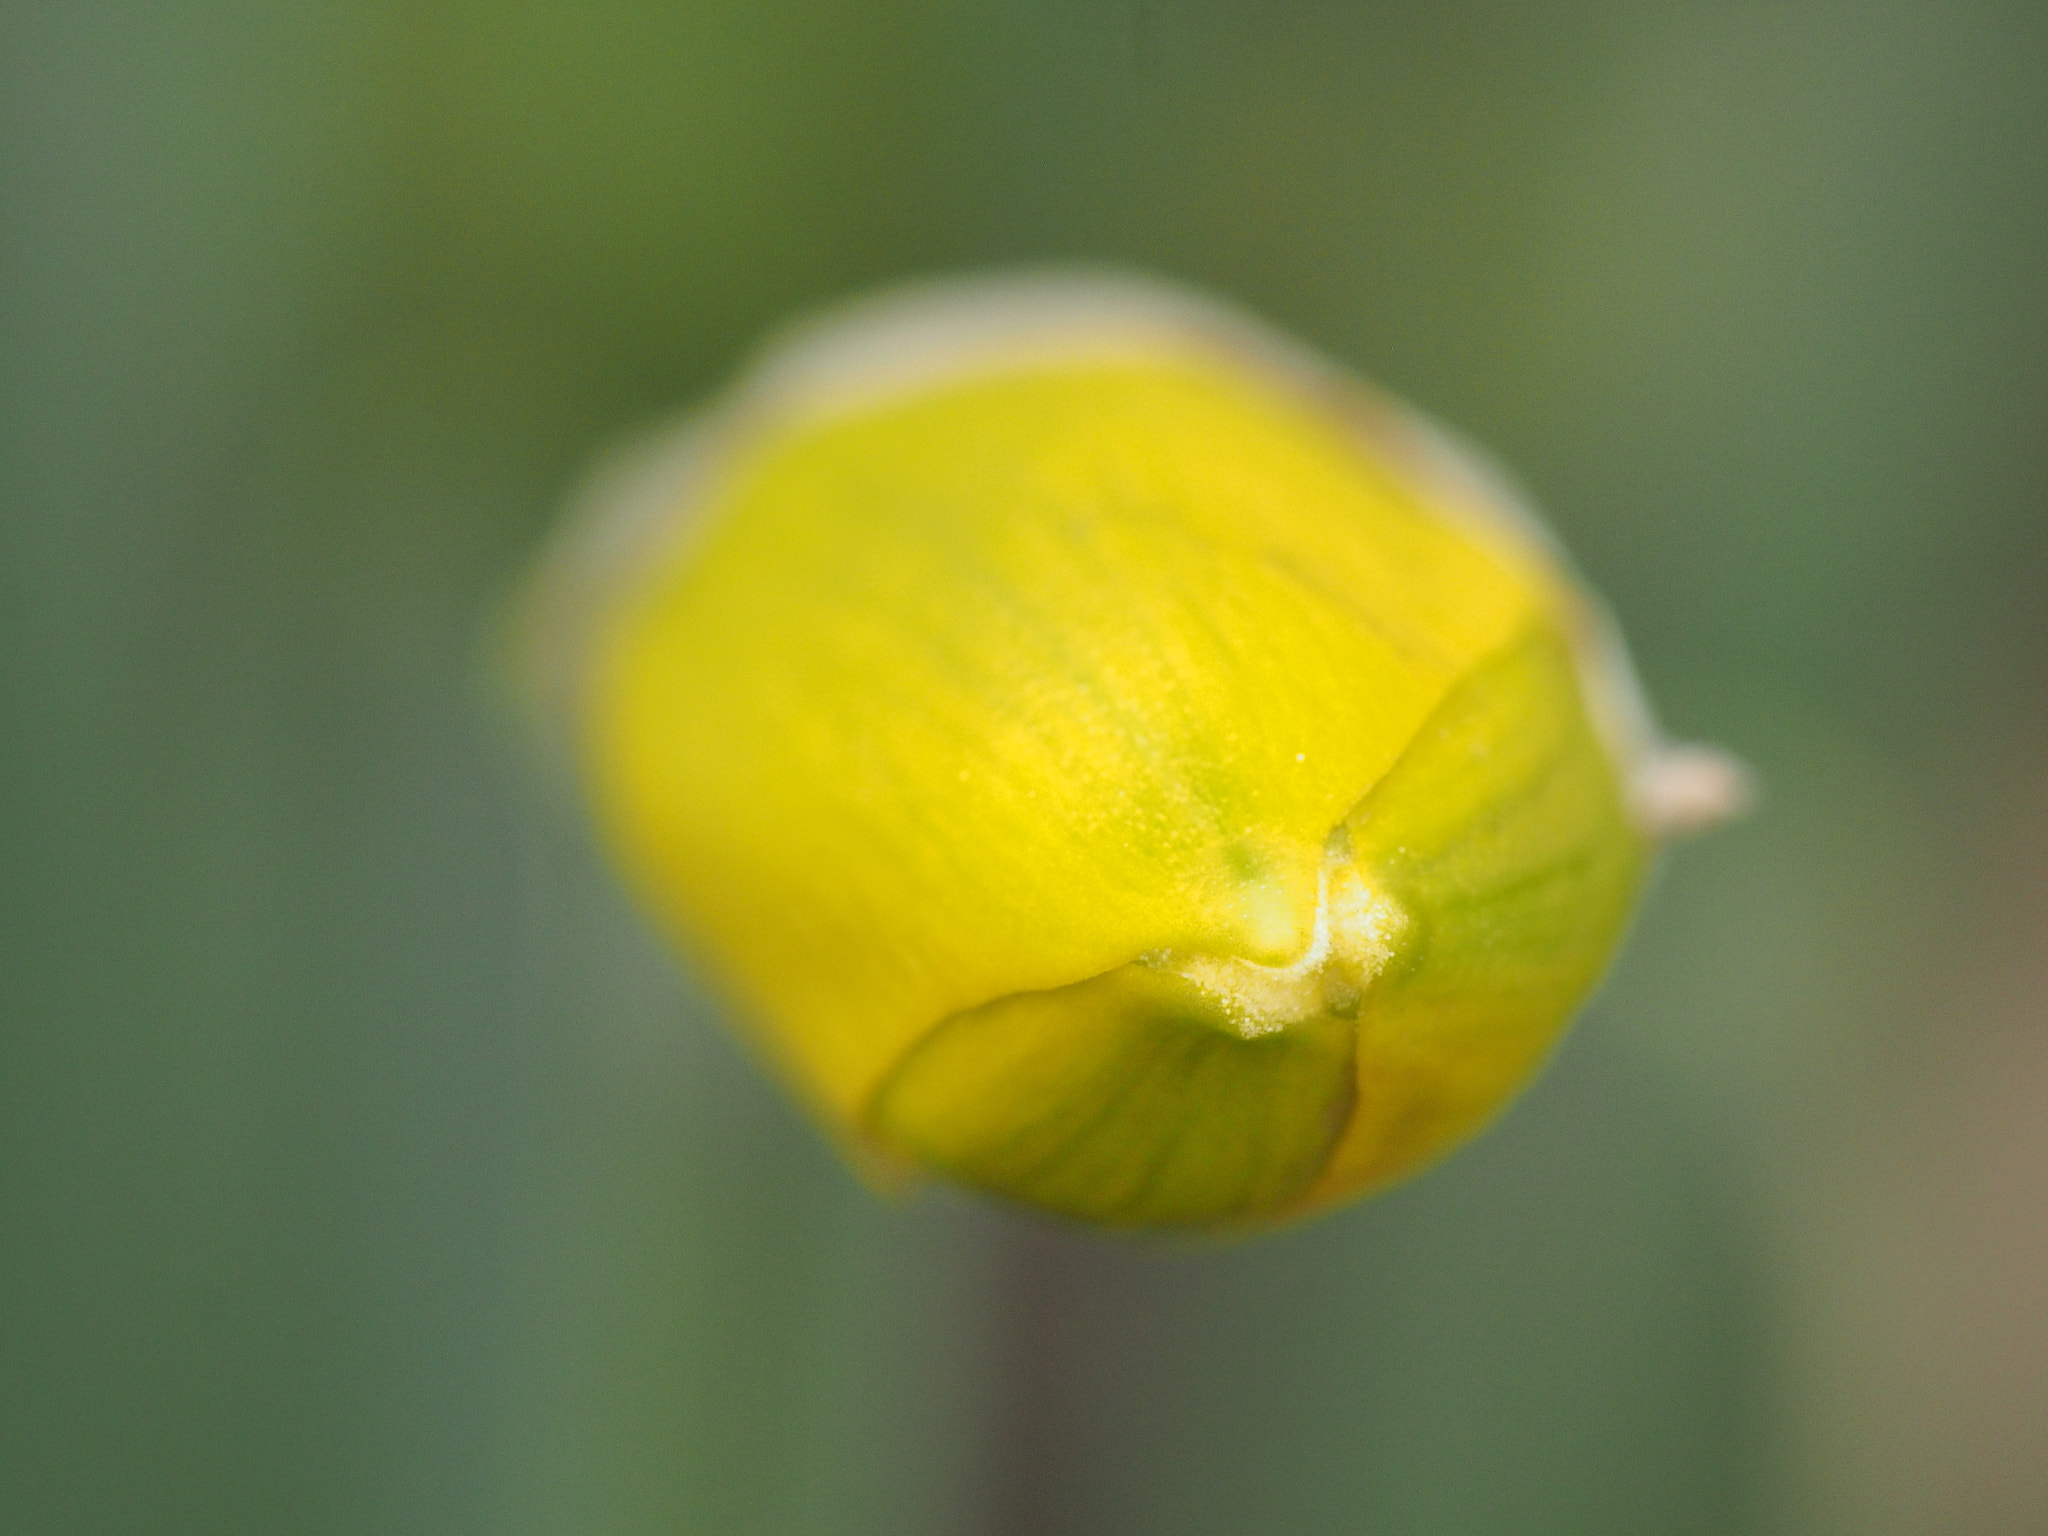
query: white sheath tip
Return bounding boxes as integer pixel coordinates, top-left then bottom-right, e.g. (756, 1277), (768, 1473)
(1633, 744), (1754, 840)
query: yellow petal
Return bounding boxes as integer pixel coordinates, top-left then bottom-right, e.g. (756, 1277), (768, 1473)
(525, 273), (1724, 1230)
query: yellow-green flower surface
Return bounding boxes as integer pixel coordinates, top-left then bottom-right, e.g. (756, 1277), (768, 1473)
(528, 275), (1732, 1231)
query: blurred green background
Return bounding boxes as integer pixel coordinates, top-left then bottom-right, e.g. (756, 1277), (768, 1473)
(6, 3), (2046, 1533)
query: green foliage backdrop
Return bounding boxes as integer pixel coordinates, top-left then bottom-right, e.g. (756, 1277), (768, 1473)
(5, 4), (2046, 1533)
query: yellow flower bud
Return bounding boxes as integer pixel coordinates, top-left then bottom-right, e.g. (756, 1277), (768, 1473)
(519, 273), (1743, 1231)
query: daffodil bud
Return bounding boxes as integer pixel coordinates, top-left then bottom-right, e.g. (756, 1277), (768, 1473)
(519, 273), (1743, 1231)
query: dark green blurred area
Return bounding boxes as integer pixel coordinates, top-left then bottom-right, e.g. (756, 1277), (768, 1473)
(6, 3), (2046, 1533)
